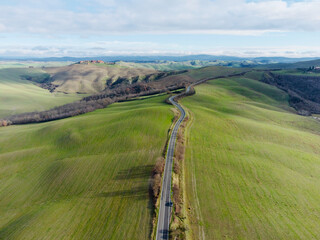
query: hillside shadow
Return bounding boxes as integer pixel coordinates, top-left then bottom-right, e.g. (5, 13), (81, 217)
(96, 165), (154, 201)
(96, 186), (148, 200)
(0, 211), (37, 239)
(96, 164), (155, 236)
(114, 165), (153, 180)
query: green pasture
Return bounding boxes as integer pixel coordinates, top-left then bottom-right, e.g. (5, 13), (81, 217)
(0, 68), (82, 118)
(182, 77), (320, 239)
(0, 94), (173, 239)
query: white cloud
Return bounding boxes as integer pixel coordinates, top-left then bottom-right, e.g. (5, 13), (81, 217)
(0, 41), (182, 57)
(0, 23), (6, 32)
(1, 42), (320, 58)
(0, 0), (320, 35)
(1, 0), (320, 57)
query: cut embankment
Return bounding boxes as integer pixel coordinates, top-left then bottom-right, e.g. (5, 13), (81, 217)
(0, 95), (173, 240)
(182, 77), (320, 239)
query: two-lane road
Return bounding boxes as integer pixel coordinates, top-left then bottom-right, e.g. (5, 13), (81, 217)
(155, 86), (191, 240)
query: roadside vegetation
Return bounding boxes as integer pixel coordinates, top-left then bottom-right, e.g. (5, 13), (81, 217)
(182, 77), (320, 239)
(170, 109), (191, 240)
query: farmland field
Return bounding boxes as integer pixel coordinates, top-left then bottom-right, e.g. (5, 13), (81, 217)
(272, 69), (320, 77)
(182, 77), (320, 239)
(184, 66), (248, 80)
(0, 94), (172, 239)
(0, 68), (82, 118)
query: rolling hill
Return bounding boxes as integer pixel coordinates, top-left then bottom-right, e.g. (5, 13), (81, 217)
(0, 94), (173, 240)
(44, 64), (157, 94)
(1, 63), (320, 240)
(0, 68), (82, 118)
(182, 76), (320, 239)
(259, 59), (320, 69)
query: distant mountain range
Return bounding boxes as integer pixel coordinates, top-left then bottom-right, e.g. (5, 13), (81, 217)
(0, 55), (319, 63)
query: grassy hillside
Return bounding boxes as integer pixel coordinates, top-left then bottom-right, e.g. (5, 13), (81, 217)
(182, 77), (320, 239)
(117, 60), (261, 71)
(0, 94), (173, 240)
(271, 69), (320, 77)
(0, 68), (82, 118)
(116, 60), (221, 71)
(259, 59), (320, 69)
(184, 66), (248, 80)
(45, 64), (157, 94)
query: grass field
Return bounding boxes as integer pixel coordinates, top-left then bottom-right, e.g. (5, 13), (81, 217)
(182, 77), (320, 239)
(184, 66), (248, 80)
(272, 69), (320, 77)
(116, 61), (220, 71)
(0, 68), (82, 118)
(0, 94), (173, 239)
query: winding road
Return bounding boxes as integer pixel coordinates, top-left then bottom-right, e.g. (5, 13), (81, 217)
(155, 85), (192, 240)
(155, 73), (249, 239)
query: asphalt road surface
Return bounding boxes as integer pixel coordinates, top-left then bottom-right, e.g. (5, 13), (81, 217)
(155, 86), (192, 240)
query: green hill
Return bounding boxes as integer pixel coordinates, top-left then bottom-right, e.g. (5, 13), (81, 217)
(0, 94), (172, 239)
(182, 77), (320, 239)
(260, 59), (320, 69)
(0, 68), (82, 118)
(2, 64), (320, 240)
(44, 64), (157, 94)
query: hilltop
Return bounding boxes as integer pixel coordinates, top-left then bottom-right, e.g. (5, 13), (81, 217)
(43, 63), (157, 94)
(259, 58), (320, 69)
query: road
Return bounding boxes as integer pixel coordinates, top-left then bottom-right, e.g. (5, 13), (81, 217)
(155, 85), (192, 240)
(155, 73), (246, 239)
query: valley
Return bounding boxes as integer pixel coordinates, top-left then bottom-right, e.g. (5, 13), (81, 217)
(0, 59), (320, 240)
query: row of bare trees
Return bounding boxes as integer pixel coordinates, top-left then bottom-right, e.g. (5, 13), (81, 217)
(0, 82), (186, 127)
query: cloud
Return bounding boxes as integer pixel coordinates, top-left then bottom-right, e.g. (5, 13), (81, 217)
(0, 0), (320, 35)
(0, 23), (6, 32)
(1, 0), (319, 57)
(2, 41), (320, 58)
(0, 41), (182, 57)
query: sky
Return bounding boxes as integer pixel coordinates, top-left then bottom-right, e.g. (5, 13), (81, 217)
(0, 0), (320, 58)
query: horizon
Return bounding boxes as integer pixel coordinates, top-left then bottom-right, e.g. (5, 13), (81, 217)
(0, 54), (320, 62)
